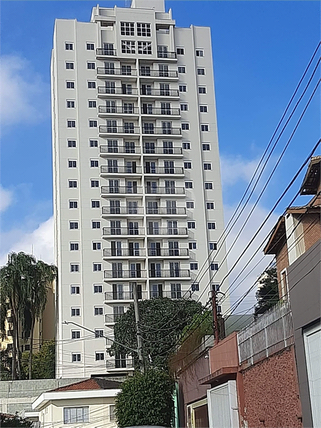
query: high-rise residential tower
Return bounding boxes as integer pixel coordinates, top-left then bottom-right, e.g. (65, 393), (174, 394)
(52, 0), (229, 378)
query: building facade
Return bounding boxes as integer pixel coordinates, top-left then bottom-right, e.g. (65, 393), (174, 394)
(52, 0), (228, 378)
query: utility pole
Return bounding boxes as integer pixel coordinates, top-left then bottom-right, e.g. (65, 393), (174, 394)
(133, 282), (144, 371)
(211, 288), (219, 345)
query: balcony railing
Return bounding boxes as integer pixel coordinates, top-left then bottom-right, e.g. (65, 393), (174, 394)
(103, 248), (147, 257)
(101, 186), (143, 195)
(143, 147), (182, 155)
(104, 270), (147, 279)
(149, 269), (190, 278)
(105, 291), (147, 301)
(139, 70), (178, 78)
(97, 67), (137, 76)
(100, 165), (142, 174)
(140, 89), (179, 97)
(99, 106), (139, 114)
(105, 314), (124, 324)
(148, 248), (189, 257)
(141, 107), (180, 115)
(100, 145), (140, 154)
(106, 358), (134, 369)
(144, 167), (184, 175)
(103, 227), (145, 236)
(147, 227), (188, 235)
(146, 207), (186, 215)
(150, 290), (192, 299)
(145, 186), (185, 195)
(142, 127), (181, 135)
(98, 87), (138, 95)
(156, 51), (177, 59)
(102, 206), (144, 215)
(99, 125), (140, 134)
(96, 48), (117, 56)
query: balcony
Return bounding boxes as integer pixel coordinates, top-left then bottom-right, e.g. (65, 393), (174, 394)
(99, 125), (140, 135)
(139, 69), (178, 78)
(100, 165), (142, 175)
(97, 67), (137, 77)
(144, 166), (184, 176)
(104, 270), (147, 279)
(98, 106), (139, 115)
(96, 48), (117, 56)
(151, 290), (192, 299)
(157, 51), (177, 59)
(101, 186), (143, 196)
(143, 146), (183, 156)
(105, 290), (147, 301)
(148, 248), (189, 257)
(100, 145), (141, 155)
(149, 269), (190, 279)
(98, 87), (138, 96)
(147, 227), (188, 236)
(145, 207), (186, 216)
(145, 186), (185, 195)
(140, 89), (179, 97)
(142, 127), (181, 136)
(103, 248), (146, 258)
(141, 107), (180, 116)
(103, 227), (145, 236)
(102, 206), (144, 216)
(106, 358), (134, 370)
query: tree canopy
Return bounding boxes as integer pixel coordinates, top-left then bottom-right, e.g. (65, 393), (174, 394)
(254, 267), (279, 317)
(110, 297), (203, 370)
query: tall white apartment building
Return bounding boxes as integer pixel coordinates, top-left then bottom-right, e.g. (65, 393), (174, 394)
(52, 0), (229, 378)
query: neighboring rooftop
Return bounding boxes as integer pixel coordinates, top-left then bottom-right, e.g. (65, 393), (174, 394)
(300, 155), (321, 195)
(50, 377), (122, 392)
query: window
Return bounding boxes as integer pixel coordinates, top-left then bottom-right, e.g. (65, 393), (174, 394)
(204, 163), (212, 170)
(208, 222), (216, 229)
(121, 22), (135, 36)
(182, 123), (190, 130)
(69, 180), (77, 188)
(121, 40), (135, 54)
(94, 285), (103, 293)
(88, 100), (96, 108)
(138, 41), (152, 55)
(185, 181), (193, 189)
(182, 142), (191, 150)
(65, 43), (73, 50)
(95, 329), (104, 338)
(87, 43), (94, 50)
(187, 221), (196, 229)
(68, 160), (76, 168)
(179, 85), (187, 92)
(201, 125), (209, 131)
(95, 352), (105, 361)
(109, 405), (116, 422)
(207, 202), (215, 209)
(70, 242), (79, 251)
(92, 242), (101, 250)
(71, 331), (80, 339)
(70, 286), (80, 294)
(67, 120), (75, 128)
(67, 100), (75, 108)
(196, 49), (204, 57)
(90, 160), (99, 168)
(178, 66), (186, 73)
(190, 263), (198, 270)
(90, 140), (98, 147)
(184, 162), (192, 169)
(186, 201), (194, 209)
(70, 222), (79, 229)
(91, 200), (100, 208)
(71, 354), (82, 363)
(211, 263), (219, 271)
(191, 282), (199, 291)
(199, 87), (206, 94)
(89, 120), (97, 128)
(94, 307), (103, 315)
(69, 200), (78, 209)
(177, 48), (185, 55)
(137, 23), (151, 37)
(209, 242), (217, 251)
(71, 308), (80, 316)
(66, 62), (74, 69)
(200, 105), (208, 112)
(197, 68), (205, 75)
(87, 62), (95, 69)
(205, 182), (213, 189)
(70, 264), (79, 272)
(180, 104), (188, 111)
(66, 81), (74, 89)
(91, 180), (99, 187)
(68, 140), (76, 148)
(92, 221), (101, 229)
(93, 263), (102, 272)
(88, 81), (96, 89)
(63, 407), (88, 424)
(189, 242), (197, 249)
(202, 143), (210, 151)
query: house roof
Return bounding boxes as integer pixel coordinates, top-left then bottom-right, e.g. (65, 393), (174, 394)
(49, 377), (121, 392)
(300, 156), (321, 195)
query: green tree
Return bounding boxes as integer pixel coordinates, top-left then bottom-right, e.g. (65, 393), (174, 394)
(110, 297), (203, 370)
(115, 369), (175, 428)
(0, 413), (32, 427)
(22, 339), (55, 379)
(254, 267), (279, 317)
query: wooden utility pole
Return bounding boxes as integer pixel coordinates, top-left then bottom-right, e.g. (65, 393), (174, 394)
(132, 282), (144, 371)
(211, 288), (219, 345)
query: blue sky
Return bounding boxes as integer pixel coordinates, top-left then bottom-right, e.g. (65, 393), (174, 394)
(0, 1), (320, 310)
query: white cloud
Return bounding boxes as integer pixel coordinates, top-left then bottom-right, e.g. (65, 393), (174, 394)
(0, 54), (48, 128)
(0, 185), (13, 212)
(0, 216), (54, 267)
(220, 154), (259, 187)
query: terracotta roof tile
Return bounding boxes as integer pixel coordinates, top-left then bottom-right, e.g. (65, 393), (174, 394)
(50, 378), (121, 392)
